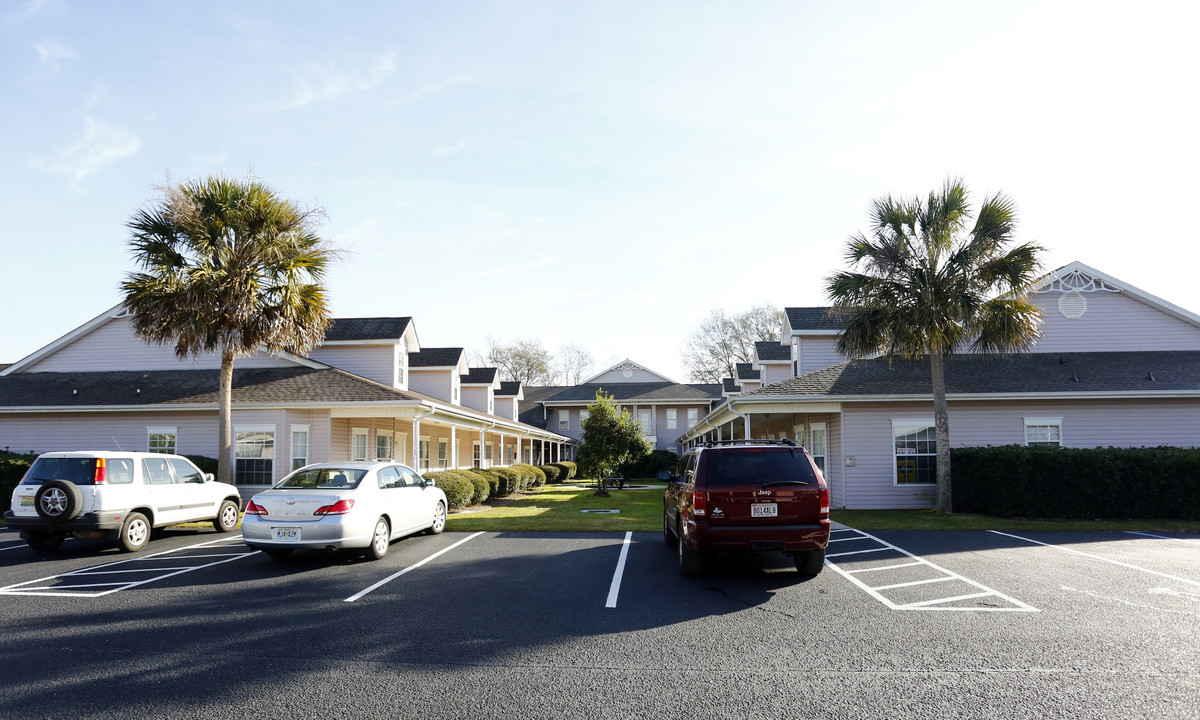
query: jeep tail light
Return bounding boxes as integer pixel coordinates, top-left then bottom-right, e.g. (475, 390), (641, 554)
(245, 500), (268, 516)
(819, 486), (829, 517)
(314, 499), (355, 516)
(691, 491), (707, 517)
(93, 458), (107, 485)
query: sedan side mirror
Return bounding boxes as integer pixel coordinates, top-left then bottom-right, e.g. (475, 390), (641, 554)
(204, 473), (215, 483)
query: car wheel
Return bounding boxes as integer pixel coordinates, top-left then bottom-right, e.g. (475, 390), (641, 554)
(426, 502), (446, 535)
(677, 522), (704, 576)
(795, 548), (825, 576)
(264, 548), (294, 560)
(213, 500), (240, 533)
(366, 517), (390, 560)
(35, 480), (82, 522)
(26, 531), (66, 553)
(117, 512), (150, 552)
(663, 511), (675, 546)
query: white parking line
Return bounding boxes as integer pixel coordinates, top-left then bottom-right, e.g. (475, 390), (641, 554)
(1125, 531), (1200, 546)
(605, 532), (633, 608)
(825, 529), (1037, 612)
(0, 536), (257, 598)
(345, 532), (484, 603)
(989, 530), (1200, 588)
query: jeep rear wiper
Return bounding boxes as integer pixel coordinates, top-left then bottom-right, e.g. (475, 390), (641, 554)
(761, 480), (809, 488)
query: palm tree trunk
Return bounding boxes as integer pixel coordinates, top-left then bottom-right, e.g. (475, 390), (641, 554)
(218, 347), (234, 486)
(929, 351), (952, 514)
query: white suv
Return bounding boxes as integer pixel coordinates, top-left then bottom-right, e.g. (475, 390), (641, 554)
(5, 451), (242, 553)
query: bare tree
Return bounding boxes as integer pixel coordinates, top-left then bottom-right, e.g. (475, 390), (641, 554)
(555, 342), (594, 385)
(476, 336), (555, 385)
(681, 304), (784, 384)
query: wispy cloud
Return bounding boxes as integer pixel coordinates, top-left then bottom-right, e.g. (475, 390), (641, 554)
(33, 40), (74, 70)
(434, 140), (467, 157)
(35, 115), (140, 187)
(469, 256), (554, 280)
(392, 74), (475, 105)
(287, 50), (398, 108)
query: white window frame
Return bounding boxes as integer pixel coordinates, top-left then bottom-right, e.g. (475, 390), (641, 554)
(792, 425), (805, 447)
(687, 408), (699, 428)
(809, 422), (827, 473)
(892, 419), (936, 486)
(472, 441), (482, 469)
(1024, 417), (1063, 448)
(485, 442), (494, 468)
(375, 431), (393, 461)
(147, 426), (177, 454)
(235, 424), (276, 485)
(394, 432), (408, 464)
(395, 346), (408, 388)
(437, 439), (448, 470)
(559, 412), (570, 432)
(666, 409), (678, 430)
(351, 427), (369, 462)
(290, 424), (310, 471)
(419, 436), (431, 472)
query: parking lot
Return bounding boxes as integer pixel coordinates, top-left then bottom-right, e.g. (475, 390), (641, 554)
(1, 525), (1197, 719)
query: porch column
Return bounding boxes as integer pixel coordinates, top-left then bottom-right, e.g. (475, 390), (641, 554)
(450, 426), (457, 470)
(479, 429), (486, 468)
(412, 418), (421, 471)
(743, 414), (751, 440)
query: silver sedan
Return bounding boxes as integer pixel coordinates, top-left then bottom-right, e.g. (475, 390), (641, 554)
(242, 461), (447, 560)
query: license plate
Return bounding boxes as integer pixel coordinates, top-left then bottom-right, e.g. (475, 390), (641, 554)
(272, 527), (301, 541)
(751, 503), (778, 518)
(20, 496), (34, 507)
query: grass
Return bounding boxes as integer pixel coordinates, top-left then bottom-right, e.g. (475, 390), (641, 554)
(445, 482), (664, 532)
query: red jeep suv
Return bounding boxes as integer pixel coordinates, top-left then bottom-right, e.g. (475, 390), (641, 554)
(660, 439), (831, 576)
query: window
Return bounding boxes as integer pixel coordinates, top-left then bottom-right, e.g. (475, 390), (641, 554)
(809, 422), (827, 473)
(396, 347), (407, 387)
(291, 425), (309, 471)
(351, 428), (369, 462)
(893, 421), (935, 485)
(147, 427), (177, 454)
(580, 410), (589, 427)
(235, 427), (275, 485)
(687, 408), (699, 428)
(559, 412), (569, 432)
(1024, 417), (1063, 448)
(376, 432), (393, 461)
(168, 457), (203, 483)
(378, 466), (402, 489)
(638, 410), (652, 435)
(419, 437), (430, 472)
(485, 442), (494, 468)
(666, 409), (678, 430)
(472, 442), (481, 469)
(143, 456), (174, 484)
(792, 425), (805, 447)
(437, 440), (448, 469)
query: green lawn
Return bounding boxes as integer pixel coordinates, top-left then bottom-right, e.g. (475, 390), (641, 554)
(445, 483), (664, 532)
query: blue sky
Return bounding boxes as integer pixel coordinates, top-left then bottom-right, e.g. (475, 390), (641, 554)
(2, 0), (1197, 382)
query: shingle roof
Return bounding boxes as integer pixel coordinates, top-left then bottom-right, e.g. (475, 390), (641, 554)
(461, 367), (498, 385)
(0, 367), (426, 407)
(755, 341), (790, 362)
(743, 351), (1200, 398)
(324, 317), (412, 342)
(735, 363), (760, 381)
(722, 378), (739, 393)
(534, 382), (723, 403)
(496, 381), (522, 397)
(784, 307), (847, 332)
(409, 347), (464, 367)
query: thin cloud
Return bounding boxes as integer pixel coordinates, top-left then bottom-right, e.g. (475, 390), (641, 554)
(469, 256), (554, 280)
(392, 74), (475, 105)
(36, 115), (140, 187)
(287, 49), (398, 108)
(33, 40), (74, 70)
(434, 140), (467, 157)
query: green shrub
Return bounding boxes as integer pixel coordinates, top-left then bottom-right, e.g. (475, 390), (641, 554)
(423, 470), (474, 511)
(558, 461), (577, 479)
(952, 445), (1200, 520)
(0, 451), (36, 511)
(620, 450), (679, 479)
(184, 455), (219, 475)
(514, 463), (546, 488)
(540, 464), (563, 483)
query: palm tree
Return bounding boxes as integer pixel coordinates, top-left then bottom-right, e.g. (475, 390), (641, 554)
(122, 175), (334, 485)
(825, 178), (1043, 513)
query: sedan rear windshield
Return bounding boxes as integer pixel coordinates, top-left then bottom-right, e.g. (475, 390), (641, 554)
(276, 468), (367, 490)
(22, 457), (135, 486)
(702, 450), (817, 486)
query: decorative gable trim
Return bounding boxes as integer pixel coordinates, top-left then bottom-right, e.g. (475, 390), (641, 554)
(581, 358), (677, 384)
(1032, 261), (1200, 329)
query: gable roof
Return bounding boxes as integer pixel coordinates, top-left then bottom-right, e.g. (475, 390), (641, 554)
(1032, 261), (1200, 328)
(755, 341), (790, 362)
(461, 367), (499, 385)
(735, 363), (760, 381)
(536, 382), (722, 404)
(581, 358), (677, 384)
(409, 347), (465, 368)
(783, 307), (848, 334)
(324, 317), (413, 342)
(741, 351), (1200, 400)
(496, 381), (523, 398)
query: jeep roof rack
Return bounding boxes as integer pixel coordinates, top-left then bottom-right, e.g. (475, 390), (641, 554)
(700, 438), (797, 449)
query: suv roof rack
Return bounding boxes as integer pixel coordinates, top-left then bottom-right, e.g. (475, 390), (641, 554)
(700, 438), (797, 449)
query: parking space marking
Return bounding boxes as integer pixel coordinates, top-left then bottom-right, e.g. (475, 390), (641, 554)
(1125, 531), (1200, 546)
(826, 528), (1038, 612)
(0, 537), (257, 598)
(605, 531), (633, 608)
(989, 530), (1200, 588)
(345, 531), (484, 603)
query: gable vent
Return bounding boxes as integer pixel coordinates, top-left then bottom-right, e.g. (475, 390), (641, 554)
(1058, 291), (1087, 319)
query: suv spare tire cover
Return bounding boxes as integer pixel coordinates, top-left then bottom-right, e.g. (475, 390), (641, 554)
(35, 480), (83, 521)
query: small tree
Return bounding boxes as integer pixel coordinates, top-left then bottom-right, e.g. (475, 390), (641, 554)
(578, 391), (652, 497)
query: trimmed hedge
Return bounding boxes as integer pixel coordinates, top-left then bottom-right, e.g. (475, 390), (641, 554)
(539, 464), (563, 483)
(952, 445), (1200, 520)
(620, 450), (679, 479)
(422, 470), (475, 510)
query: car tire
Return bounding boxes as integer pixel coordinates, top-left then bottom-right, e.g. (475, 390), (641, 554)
(213, 500), (240, 533)
(678, 522), (704, 576)
(426, 502), (446, 535)
(795, 548), (825, 576)
(35, 480), (82, 522)
(366, 517), (390, 560)
(26, 531), (66, 553)
(117, 512), (150, 553)
(264, 548), (294, 560)
(663, 511), (675, 546)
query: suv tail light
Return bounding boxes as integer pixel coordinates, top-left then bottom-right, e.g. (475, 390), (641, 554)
(819, 486), (830, 517)
(245, 500), (268, 516)
(691, 491), (707, 517)
(314, 499), (355, 516)
(93, 458), (107, 485)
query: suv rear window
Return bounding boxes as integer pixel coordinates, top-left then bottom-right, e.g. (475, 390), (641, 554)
(21, 457), (135, 486)
(702, 450), (817, 486)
